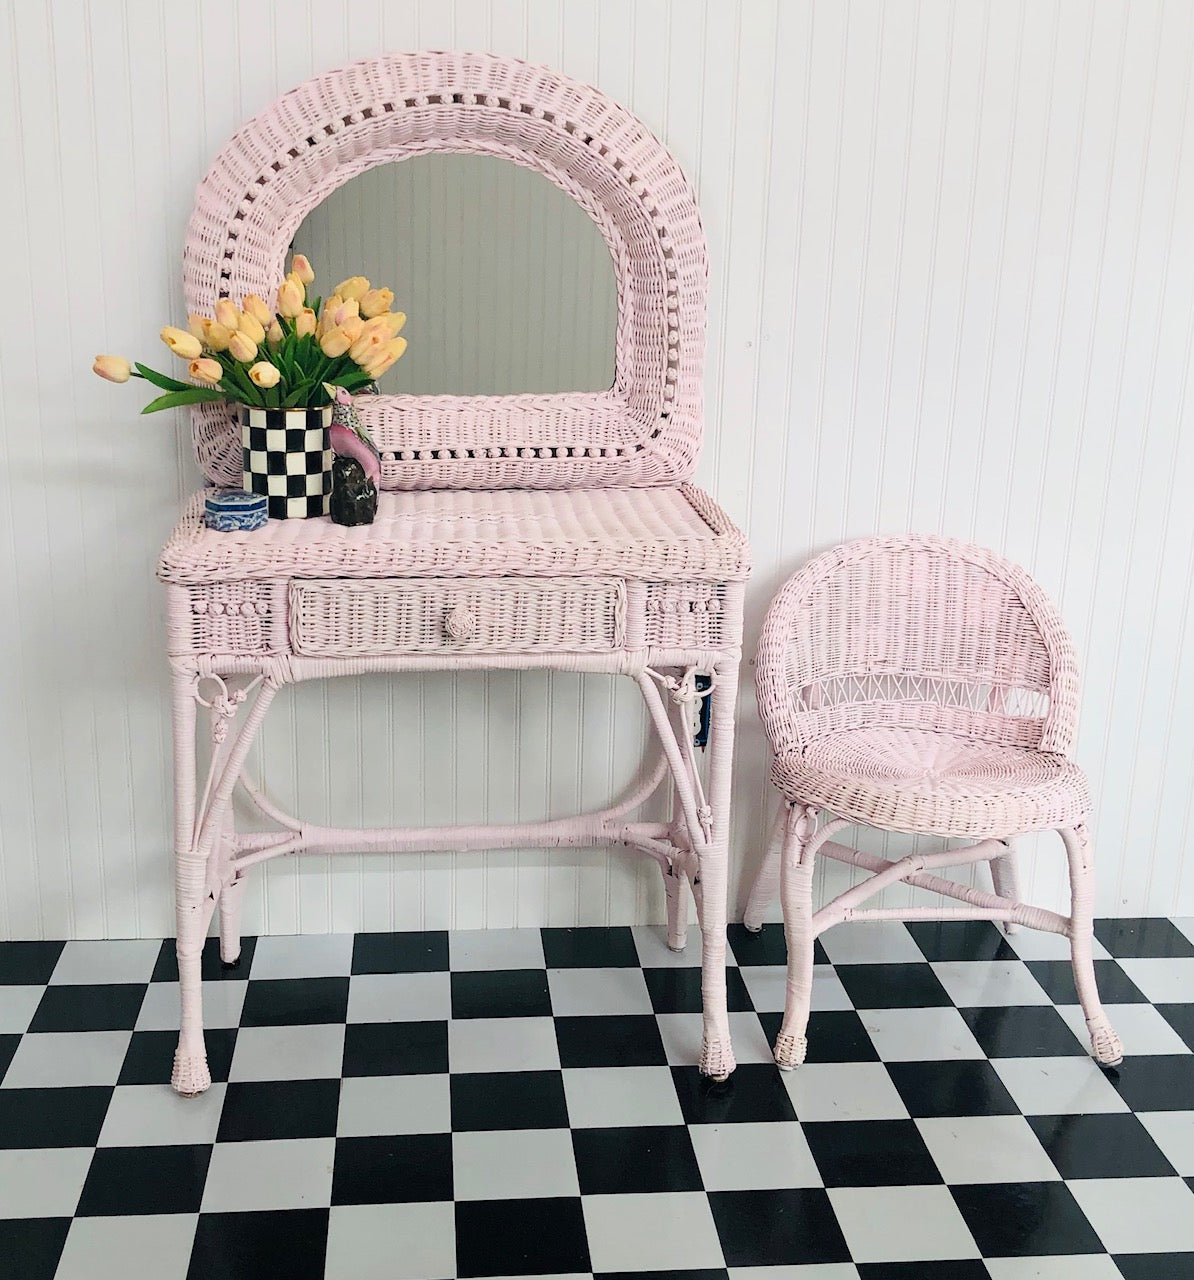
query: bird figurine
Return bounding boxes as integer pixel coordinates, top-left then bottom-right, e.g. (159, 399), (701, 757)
(324, 383), (380, 525)
(324, 382), (381, 485)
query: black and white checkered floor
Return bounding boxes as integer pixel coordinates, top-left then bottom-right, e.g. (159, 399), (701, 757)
(2, 917), (1193, 1279)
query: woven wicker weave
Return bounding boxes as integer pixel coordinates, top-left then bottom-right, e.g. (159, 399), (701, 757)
(162, 52), (747, 1098)
(745, 536), (1122, 1071)
(183, 50), (707, 491)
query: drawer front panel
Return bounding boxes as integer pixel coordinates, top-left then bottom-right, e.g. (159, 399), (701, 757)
(169, 582), (289, 656)
(290, 577), (626, 656)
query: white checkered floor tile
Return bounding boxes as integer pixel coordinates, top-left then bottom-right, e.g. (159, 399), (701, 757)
(1, 919), (1192, 1278)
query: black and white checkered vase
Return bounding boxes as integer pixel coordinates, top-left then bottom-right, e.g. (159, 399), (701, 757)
(239, 405), (333, 519)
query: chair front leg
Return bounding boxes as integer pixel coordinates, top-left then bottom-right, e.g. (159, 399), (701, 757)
(990, 838), (1022, 935)
(1061, 824), (1123, 1067)
(743, 800), (785, 932)
(775, 803), (819, 1070)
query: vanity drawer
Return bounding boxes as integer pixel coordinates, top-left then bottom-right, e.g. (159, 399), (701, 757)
(289, 577), (626, 656)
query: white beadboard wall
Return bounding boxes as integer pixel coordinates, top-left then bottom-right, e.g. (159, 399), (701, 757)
(2, 0), (1194, 940)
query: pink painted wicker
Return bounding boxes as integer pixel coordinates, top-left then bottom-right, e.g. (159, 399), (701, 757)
(183, 50), (707, 492)
(161, 53), (749, 1097)
(744, 535), (1122, 1071)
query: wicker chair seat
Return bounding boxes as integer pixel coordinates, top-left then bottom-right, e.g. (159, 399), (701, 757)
(772, 726), (1091, 839)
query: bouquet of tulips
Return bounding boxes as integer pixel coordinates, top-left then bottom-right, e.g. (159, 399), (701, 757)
(93, 255), (407, 412)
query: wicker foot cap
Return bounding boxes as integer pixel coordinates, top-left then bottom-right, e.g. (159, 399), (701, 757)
(1089, 1021), (1124, 1067)
(700, 1036), (736, 1082)
(774, 1031), (808, 1071)
(172, 1050), (212, 1097)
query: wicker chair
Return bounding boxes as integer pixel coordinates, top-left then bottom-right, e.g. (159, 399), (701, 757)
(744, 535), (1123, 1070)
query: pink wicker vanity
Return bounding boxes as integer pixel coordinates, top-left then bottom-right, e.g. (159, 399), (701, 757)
(159, 52), (749, 1096)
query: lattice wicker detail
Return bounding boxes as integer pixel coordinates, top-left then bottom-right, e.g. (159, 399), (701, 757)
(166, 582), (289, 657)
(183, 51), (708, 491)
(290, 577), (626, 656)
(635, 582), (737, 651)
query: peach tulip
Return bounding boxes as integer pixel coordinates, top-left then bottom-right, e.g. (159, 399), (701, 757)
(319, 327), (352, 358)
(237, 311), (266, 345)
(160, 326), (203, 360)
(214, 298), (240, 331)
(290, 254), (315, 285)
(242, 294), (272, 327)
(295, 308), (317, 338)
(334, 275), (369, 301)
(189, 357), (223, 384)
(277, 277), (304, 318)
(266, 320), (284, 348)
(359, 287), (394, 319)
(205, 322), (233, 352)
(248, 361), (281, 388)
(93, 355), (131, 383)
(228, 331), (258, 362)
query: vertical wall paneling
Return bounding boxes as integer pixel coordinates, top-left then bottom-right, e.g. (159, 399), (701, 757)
(2, 0), (1193, 938)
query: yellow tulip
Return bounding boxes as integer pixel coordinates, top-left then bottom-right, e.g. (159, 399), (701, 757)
(349, 330), (386, 364)
(228, 331), (258, 362)
(214, 298), (240, 331)
(205, 322), (233, 352)
(236, 312), (265, 345)
(248, 361), (281, 388)
(290, 254), (315, 285)
(267, 320), (284, 348)
(161, 326), (203, 360)
(339, 314), (364, 344)
(277, 277), (304, 318)
(92, 354), (131, 383)
(242, 294), (272, 327)
(381, 310), (407, 336)
(189, 357), (223, 384)
(363, 336), (407, 377)
(358, 287), (394, 319)
(360, 314), (391, 340)
(295, 307), (317, 338)
(319, 327), (351, 358)
(187, 313), (209, 342)
(334, 275), (369, 301)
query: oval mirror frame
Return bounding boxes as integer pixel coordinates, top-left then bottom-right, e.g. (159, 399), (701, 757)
(184, 51), (708, 491)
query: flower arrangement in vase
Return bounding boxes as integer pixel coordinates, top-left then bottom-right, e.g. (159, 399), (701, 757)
(93, 255), (406, 518)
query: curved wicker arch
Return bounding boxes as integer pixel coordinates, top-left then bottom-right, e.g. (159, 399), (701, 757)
(754, 535), (1082, 759)
(183, 51), (708, 490)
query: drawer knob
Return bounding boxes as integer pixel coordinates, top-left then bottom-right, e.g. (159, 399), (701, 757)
(444, 605), (478, 641)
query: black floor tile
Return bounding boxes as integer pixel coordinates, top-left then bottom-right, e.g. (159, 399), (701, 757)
(1028, 1112), (1176, 1179)
(885, 1058), (1020, 1117)
(960, 1005), (1088, 1058)
(187, 1209), (328, 1280)
(76, 1143), (211, 1216)
(455, 1197), (591, 1277)
(542, 926), (640, 968)
(1025, 959), (1148, 1004)
(857, 1264), (992, 1279)
(951, 1181), (1104, 1256)
(756, 1009), (881, 1064)
(642, 965), (754, 1015)
(450, 969), (552, 1019)
(331, 1132), (453, 1204)
(239, 977), (349, 1026)
(342, 1020), (448, 1076)
(0, 1218), (70, 1280)
(726, 922), (829, 967)
(450, 1069), (570, 1131)
(118, 1028), (237, 1086)
(0, 941), (64, 985)
(709, 1187), (852, 1266)
(906, 919), (1018, 962)
(1094, 918), (1194, 958)
(834, 962), (953, 1009)
(1157, 1002), (1194, 1051)
(572, 1124), (703, 1193)
(350, 930), (448, 975)
(671, 1063), (796, 1125)
(216, 1079), (341, 1142)
(1114, 1257), (1194, 1280)
(0, 1086), (112, 1149)
(0, 1033), (18, 1085)
(152, 935), (258, 982)
(803, 1118), (943, 1187)
(1107, 1055), (1194, 1112)
(554, 1014), (668, 1068)
(27, 983), (146, 1032)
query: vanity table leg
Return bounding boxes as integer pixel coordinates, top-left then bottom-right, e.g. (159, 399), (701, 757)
(698, 657), (739, 1081)
(217, 808), (246, 968)
(171, 673), (212, 1096)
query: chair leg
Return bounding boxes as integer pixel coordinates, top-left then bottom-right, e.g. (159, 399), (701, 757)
(990, 839), (1021, 935)
(775, 804), (818, 1070)
(743, 800), (785, 932)
(1061, 824), (1123, 1067)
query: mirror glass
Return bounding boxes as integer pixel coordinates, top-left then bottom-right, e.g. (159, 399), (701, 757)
(290, 154), (618, 396)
